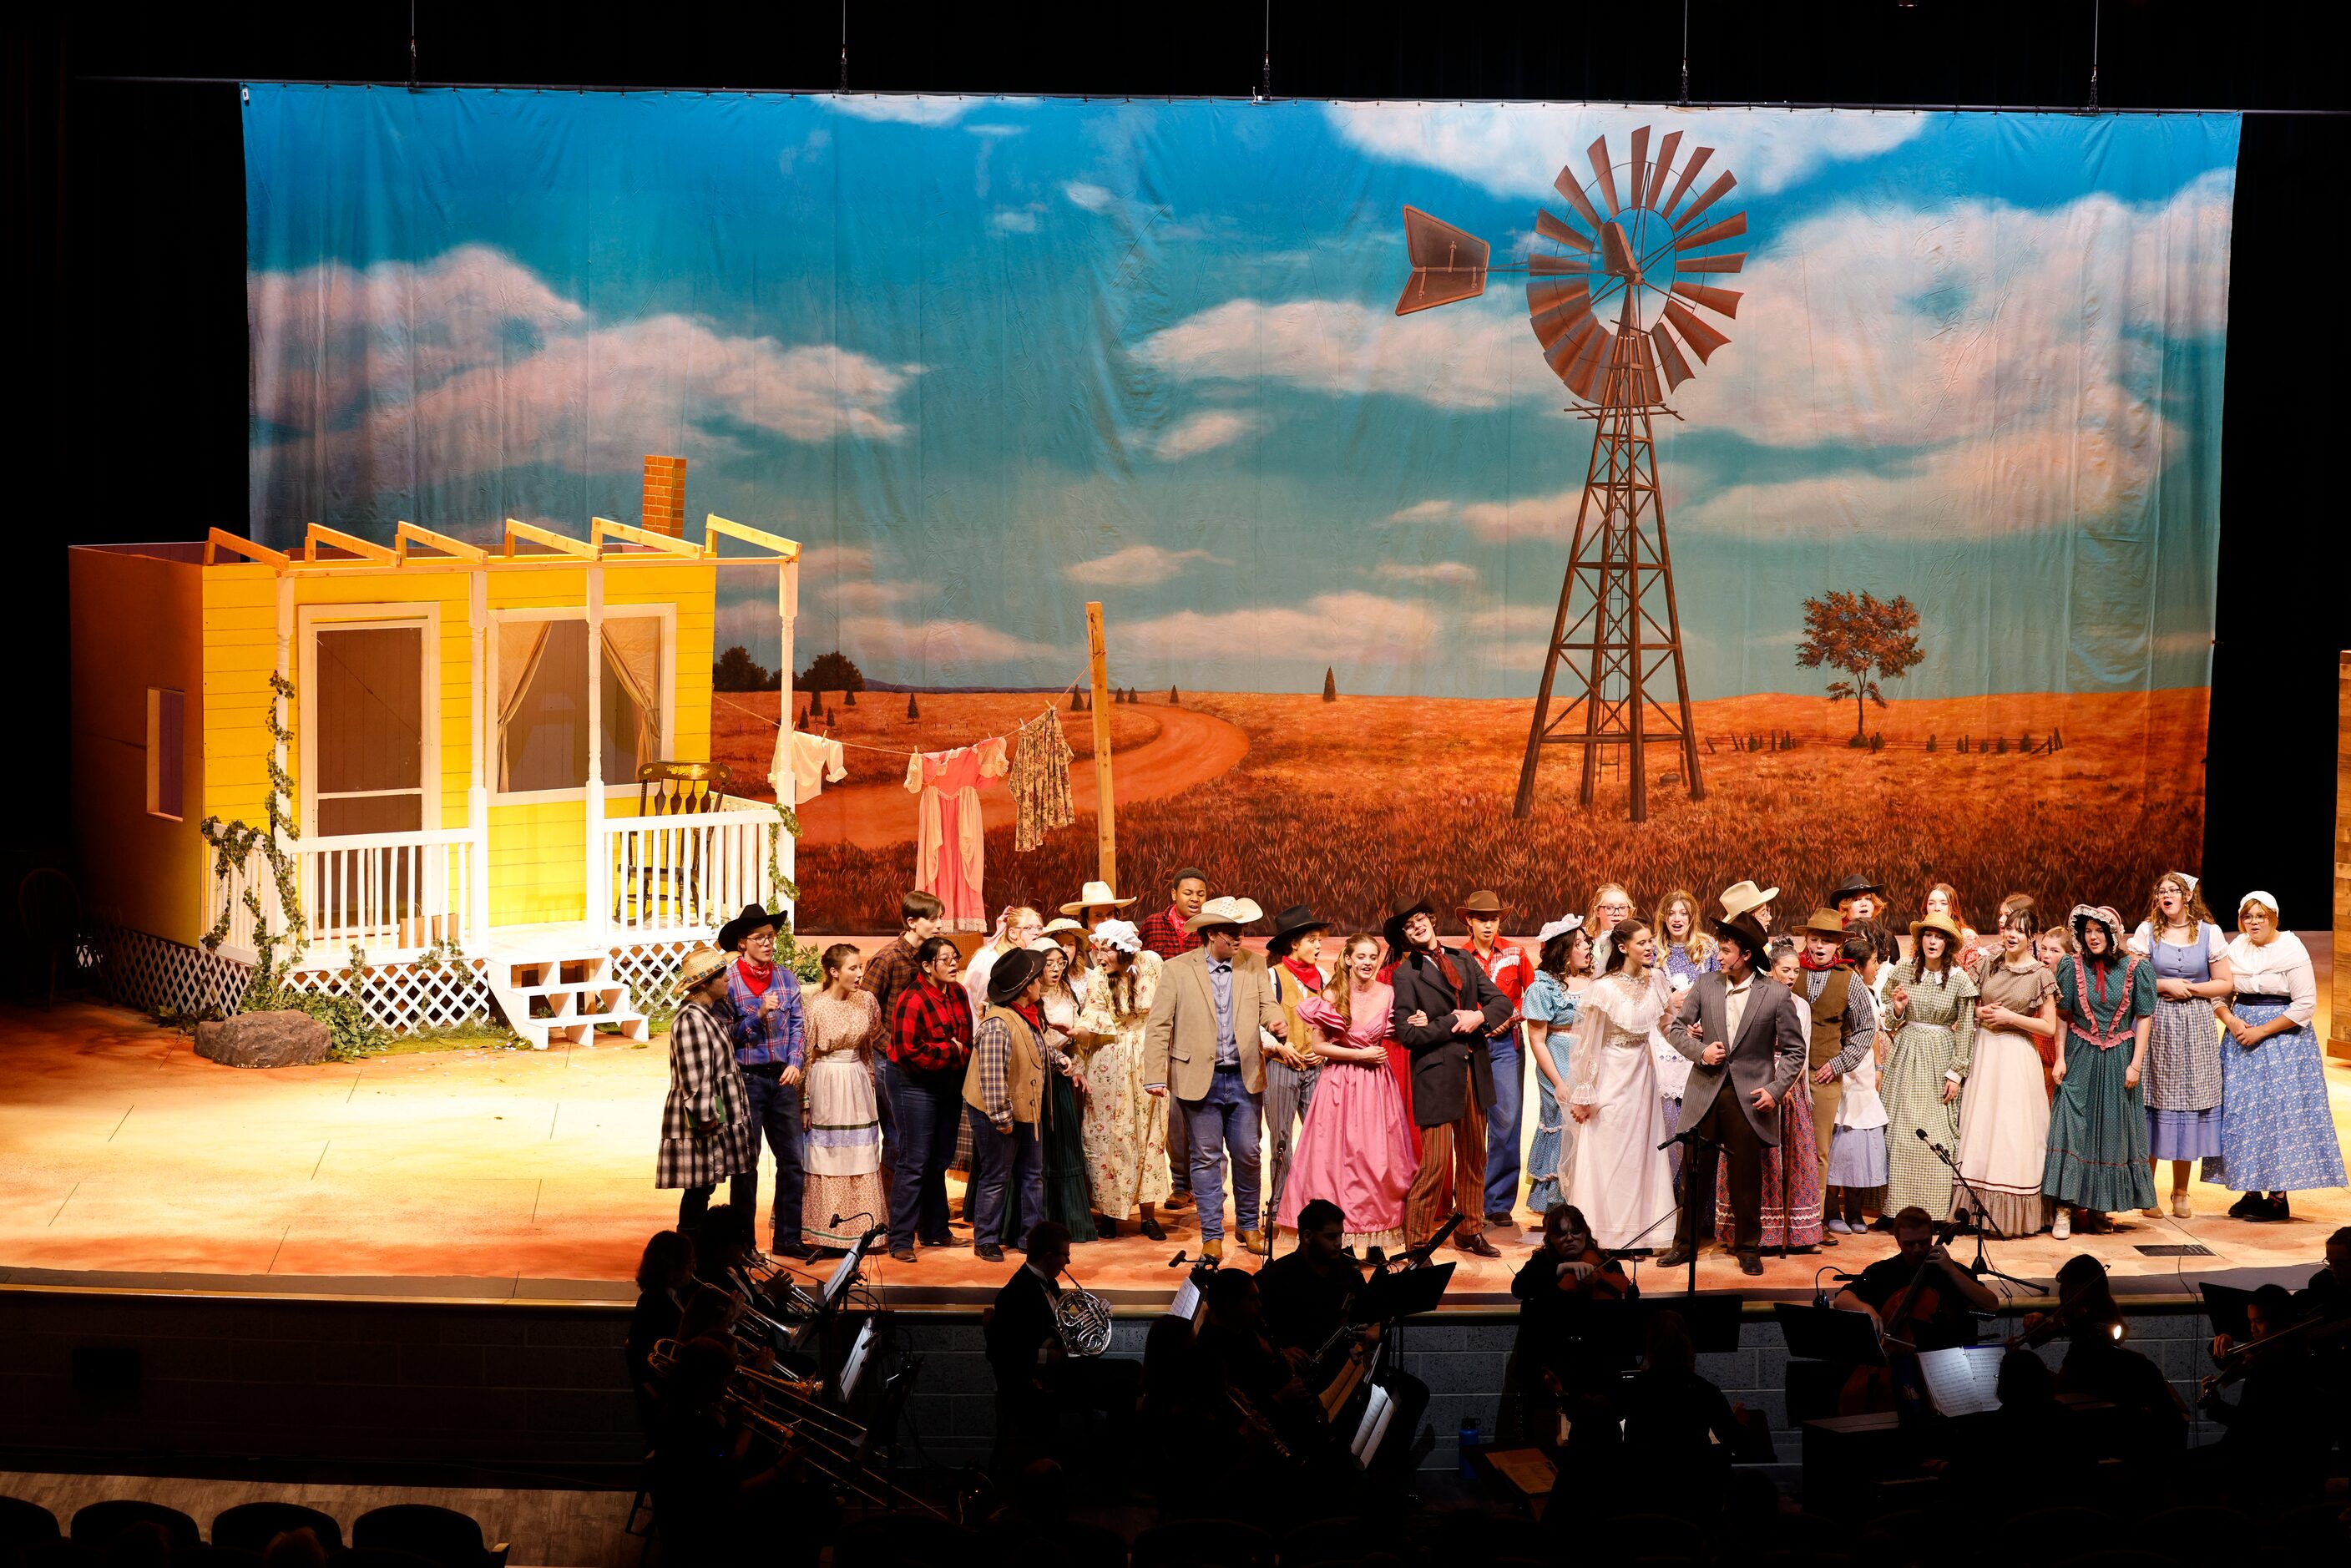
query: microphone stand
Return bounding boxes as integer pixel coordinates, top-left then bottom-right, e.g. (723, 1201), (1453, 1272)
(1657, 1128), (1721, 1297)
(1914, 1130), (2039, 1294)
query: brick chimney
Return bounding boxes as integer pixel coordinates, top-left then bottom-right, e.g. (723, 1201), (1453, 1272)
(640, 455), (686, 538)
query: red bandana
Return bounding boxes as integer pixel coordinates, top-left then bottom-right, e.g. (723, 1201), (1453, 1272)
(736, 955), (776, 989)
(1282, 956), (1324, 993)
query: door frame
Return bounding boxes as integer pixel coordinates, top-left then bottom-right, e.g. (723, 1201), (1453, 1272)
(296, 602), (443, 838)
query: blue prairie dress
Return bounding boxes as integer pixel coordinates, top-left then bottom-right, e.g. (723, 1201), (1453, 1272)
(2140, 922), (2226, 1161)
(2203, 931), (2346, 1195)
(1520, 969), (1585, 1218)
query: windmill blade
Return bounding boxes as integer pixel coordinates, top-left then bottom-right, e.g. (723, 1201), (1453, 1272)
(1565, 326), (1613, 400)
(1672, 172), (1739, 234)
(1535, 209), (1594, 252)
(1532, 293), (1599, 354)
(1598, 220), (1639, 278)
(1588, 137), (1620, 215)
(1675, 212), (1748, 251)
(1669, 281), (1743, 318)
(1627, 128), (1651, 215)
(1528, 255), (1592, 276)
(1658, 145), (1714, 223)
(1674, 251), (1746, 274)
(1395, 206), (1492, 315)
(1651, 321), (1696, 391)
(1542, 311), (1604, 378)
(1527, 276), (1594, 348)
(1661, 298), (1732, 363)
(1551, 164), (1606, 233)
(1643, 130), (1683, 209)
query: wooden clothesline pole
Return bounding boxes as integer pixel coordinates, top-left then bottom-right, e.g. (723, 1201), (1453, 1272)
(1084, 601), (1116, 888)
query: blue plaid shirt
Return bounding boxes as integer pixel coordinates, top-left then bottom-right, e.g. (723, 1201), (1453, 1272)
(726, 961), (807, 1071)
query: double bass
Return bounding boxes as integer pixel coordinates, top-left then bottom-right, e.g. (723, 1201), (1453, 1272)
(1837, 1248), (1949, 1417)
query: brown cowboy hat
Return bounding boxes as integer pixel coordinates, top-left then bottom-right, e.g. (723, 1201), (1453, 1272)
(1455, 888), (1507, 917)
(1795, 908), (1848, 939)
(1908, 912), (1966, 947)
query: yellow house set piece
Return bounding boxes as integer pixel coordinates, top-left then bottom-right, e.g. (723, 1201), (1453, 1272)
(70, 506), (800, 1047)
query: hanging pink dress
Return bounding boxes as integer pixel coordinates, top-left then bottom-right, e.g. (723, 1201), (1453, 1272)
(1278, 988), (1416, 1252)
(904, 737), (1008, 932)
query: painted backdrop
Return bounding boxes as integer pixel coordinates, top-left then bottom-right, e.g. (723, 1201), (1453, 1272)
(246, 89), (2237, 933)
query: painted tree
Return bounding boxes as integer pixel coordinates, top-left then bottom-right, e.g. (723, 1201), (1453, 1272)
(798, 650), (865, 693)
(711, 645), (774, 692)
(906, 691), (920, 721)
(1322, 667), (1338, 702)
(1795, 589), (1924, 743)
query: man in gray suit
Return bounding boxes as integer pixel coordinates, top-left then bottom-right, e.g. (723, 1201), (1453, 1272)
(1655, 910), (1806, 1277)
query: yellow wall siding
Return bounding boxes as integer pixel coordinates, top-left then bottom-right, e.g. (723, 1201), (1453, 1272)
(488, 799), (587, 925)
(199, 566), (282, 833)
(71, 548), (208, 946)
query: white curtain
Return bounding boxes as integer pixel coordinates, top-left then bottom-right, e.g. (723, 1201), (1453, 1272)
(601, 617), (662, 777)
(494, 620), (553, 792)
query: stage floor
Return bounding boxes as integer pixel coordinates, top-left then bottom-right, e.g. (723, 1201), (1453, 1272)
(3, 953), (2342, 1308)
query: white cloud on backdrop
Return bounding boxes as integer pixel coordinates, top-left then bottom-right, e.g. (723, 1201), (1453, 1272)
(1137, 296), (1530, 411)
(1121, 591), (1443, 669)
(1064, 544), (1231, 586)
(1150, 409), (1257, 459)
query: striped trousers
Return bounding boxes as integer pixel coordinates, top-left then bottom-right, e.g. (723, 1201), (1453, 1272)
(1405, 1089), (1489, 1245)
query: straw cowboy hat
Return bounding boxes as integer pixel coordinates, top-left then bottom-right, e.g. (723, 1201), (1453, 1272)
(1909, 911), (1966, 947)
(1706, 911), (1771, 959)
(1265, 905), (1329, 958)
(1039, 917), (1088, 939)
(1059, 880), (1136, 916)
(1717, 880), (1779, 918)
(1795, 908), (1848, 939)
(716, 902), (779, 952)
(985, 946), (1048, 1006)
(1381, 892), (1438, 957)
(674, 947), (731, 994)
(1185, 895), (1264, 933)
(1456, 888), (1507, 917)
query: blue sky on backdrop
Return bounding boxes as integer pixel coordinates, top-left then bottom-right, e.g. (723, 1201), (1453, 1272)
(245, 89), (2237, 699)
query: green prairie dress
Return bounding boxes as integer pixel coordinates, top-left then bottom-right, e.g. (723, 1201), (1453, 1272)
(2042, 953), (2159, 1214)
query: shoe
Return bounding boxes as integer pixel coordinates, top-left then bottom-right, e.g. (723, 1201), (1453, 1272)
(1653, 1247), (1696, 1269)
(1164, 1191), (1196, 1211)
(1097, 1216), (1120, 1239)
(976, 1243), (1005, 1263)
(1140, 1216), (1166, 1242)
(1826, 1217), (1853, 1236)
(923, 1235), (972, 1249)
(1484, 1213), (1519, 1231)
(888, 1247), (917, 1265)
(1819, 1231), (1840, 1247)
(1004, 1240), (1026, 1253)
(2081, 1211), (2115, 1235)
(1364, 1247), (1388, 1267)
(2139, 1206), (2163, 1218)
(2051, 1209), (2070, 1240)
(771, 1241), (816, 1262)
(1239, 1229), (1272, 1257)
(1738, 1252), (1764, 1277)
(2169, 1194), (2190, 1219)
(1201, 1238), (1224, 1262)
(1456, 1233), (1502, 1259)
(2227, 1191), (2259, 1220)
(2263, 1193), (2291, 1222)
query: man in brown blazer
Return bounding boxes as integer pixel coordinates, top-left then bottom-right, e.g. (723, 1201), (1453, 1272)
(1143, 896), (1288, 1260)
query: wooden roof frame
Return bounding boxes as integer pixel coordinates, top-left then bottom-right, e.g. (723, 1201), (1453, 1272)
(192, 514), (801, 572)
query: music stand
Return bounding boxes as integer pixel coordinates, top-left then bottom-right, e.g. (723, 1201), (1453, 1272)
(1357, 1258), (1455, 1322)
(1650, 1292), (1744, 1353)
(2198, 1282), (2254, 1343)
(1773, 1302), (1888, 1367)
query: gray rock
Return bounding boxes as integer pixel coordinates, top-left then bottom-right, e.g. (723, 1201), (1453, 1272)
(194, 1009), (332, 1068)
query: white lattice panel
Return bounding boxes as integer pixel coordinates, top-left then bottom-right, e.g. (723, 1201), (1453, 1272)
(606, 939), (695, 998)
(278, 959), (494, 1034)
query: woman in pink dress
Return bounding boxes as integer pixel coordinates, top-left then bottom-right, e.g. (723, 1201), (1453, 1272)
(1278, 933), (1417, 1259)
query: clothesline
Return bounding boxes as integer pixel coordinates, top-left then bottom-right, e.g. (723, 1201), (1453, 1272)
(713, 678), (1082, 763)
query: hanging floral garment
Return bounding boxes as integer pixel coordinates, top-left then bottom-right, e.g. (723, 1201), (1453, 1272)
(1009, 711), (1076, 852)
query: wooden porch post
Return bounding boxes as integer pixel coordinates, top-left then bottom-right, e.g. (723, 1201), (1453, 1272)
(776, 554), (798, 920)
(1085, 601), (1115, 888)
(586, 566), (607, 938)
(468, 568), (491, 944)
(270, 574), (294, 948)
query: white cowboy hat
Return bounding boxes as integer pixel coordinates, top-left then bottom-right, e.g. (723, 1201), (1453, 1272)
(1039, 917), (1087, 938)
(1060, 880), (1136, 915)
(1185, 895), (1264, 933)
(1718, 879), (1779, 918)
(1534, 914), (1585, 944)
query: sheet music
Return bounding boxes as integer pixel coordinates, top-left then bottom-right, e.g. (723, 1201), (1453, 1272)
(837, 1318), (877, 1401)
(1485, 1447), (1558, 1495)
(1168, 1277), (1201, 1321)
(1916, 1345), (2005, 1417)
(1350, 1383), (1393, 1464)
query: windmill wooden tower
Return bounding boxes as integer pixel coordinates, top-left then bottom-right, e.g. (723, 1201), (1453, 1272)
(1396, 125), (1748, 822)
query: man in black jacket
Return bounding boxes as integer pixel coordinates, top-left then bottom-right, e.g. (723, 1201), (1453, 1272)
(1385, 893), (1512, 1258)
(983, 1221), (1141, 1482)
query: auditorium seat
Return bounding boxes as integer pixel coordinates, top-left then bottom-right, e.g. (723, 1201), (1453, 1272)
(350, 1505), (508, 1568)
(0, 1497), (61, 1551)
(210, 1501), (345, 1555)
(67, 1501), (200, 1554)
(1281, 1514), (1391, 1565)
(1131, 1516), (1274, 1568)
(1604, 1512), (1705, 1560)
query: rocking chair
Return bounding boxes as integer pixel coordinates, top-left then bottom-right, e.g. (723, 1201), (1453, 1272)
(614, 761), (734, 930)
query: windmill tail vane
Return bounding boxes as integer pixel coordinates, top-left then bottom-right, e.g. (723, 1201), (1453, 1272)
(1394, 126), (1750, 823)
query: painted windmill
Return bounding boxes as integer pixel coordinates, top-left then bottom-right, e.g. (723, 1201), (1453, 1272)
(1397, 125), (1747, 822)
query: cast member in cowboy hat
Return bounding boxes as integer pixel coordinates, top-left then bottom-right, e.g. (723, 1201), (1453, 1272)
(1790, 907), (1879, 1190)
(1655, 912), (1807, 1276)
(1829, 874), (1887, 926)
(1450, 889), (1534, 1231)
(1136, 867), (1213, 1209)
(1387, 892), (1514, 1258)
(658, 947), (760, 1235)
(966, 946), (1069, 1262)
(1261, 905), (1331, 1230)
(1141, 896), (1288, 1260)
(1060, 879), (1138, 925)
(715, 902), (815, 1260)
(1717, 879), (1782, 933)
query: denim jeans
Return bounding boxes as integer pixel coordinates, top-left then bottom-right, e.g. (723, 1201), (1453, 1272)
(881, 1058), (962, 1251)
(1182, 1068), (1262, 1242)
(965, 1108), (1044, 1249)
(741, 1067), (806, 1248)
(1262, 1059), (1319, 1226)
(1482, 1033), (1524, 1220)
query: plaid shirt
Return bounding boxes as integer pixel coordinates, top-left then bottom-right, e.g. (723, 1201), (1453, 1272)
(971, 1003), (1068, 1127)
(862, 937), (928, 1031)
(726, 961), (807, 1070)
(1135, 902), (1201, 959)
(890, 976), (974, 1074)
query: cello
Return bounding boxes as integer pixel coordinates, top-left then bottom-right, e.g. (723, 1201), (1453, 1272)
(1837, 1248), (1949, 1417)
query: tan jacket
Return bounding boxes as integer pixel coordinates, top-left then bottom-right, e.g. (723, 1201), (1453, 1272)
(1142, 947), (1286, 1100)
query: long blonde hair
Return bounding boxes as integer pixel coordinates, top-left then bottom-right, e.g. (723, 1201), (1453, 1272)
(1653, 888), (1708, 965)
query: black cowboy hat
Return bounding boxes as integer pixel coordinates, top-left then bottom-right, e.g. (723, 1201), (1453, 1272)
(1265, 904), (1329, 957)
(986, 945), (1047, 1005)
(1380, 892), (1436, 959)
(1705, 911), (1771, 960)
(1828, 873), (1886, 901)
(717, 902), (781, 952)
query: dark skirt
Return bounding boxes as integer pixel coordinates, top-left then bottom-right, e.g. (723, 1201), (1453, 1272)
(1044, 1071), (1099, 1242)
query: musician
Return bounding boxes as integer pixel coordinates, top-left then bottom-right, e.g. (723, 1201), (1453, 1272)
(1185, 1266), (1340, 1486)
(628, 1230), (696, 1438)
(1833, 1206), (1996, 1351)
(691, 1205), (781, 1323)
(1256, 1199), (1432, 1480)
(2042, 1254), (2187, 1467)
(1502, 1203), (1634, 1441)
(2300, 1224), (2351, 1321)
(2199, 1283), (2329, 1490)
(646, 1334), (836, 1567)
(983, 1221), (1142, 1481)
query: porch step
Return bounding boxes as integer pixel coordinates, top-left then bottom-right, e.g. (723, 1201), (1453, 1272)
(483, 948), (648, 1050)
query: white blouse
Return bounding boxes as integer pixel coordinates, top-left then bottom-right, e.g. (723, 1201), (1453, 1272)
(2225, 930), (2316, 1029)
(2128, 920), (2228, 966)
(1569, 969), (1672, 1106)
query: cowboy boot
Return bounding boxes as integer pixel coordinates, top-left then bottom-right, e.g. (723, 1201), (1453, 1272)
(1239, 1229), (1271, 1257)
(1201, 1237), (1225, 1262)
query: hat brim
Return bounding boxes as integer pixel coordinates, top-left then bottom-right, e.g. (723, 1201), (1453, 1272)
(1059, 896), (1135, 916)
(716, 910), (780, 951)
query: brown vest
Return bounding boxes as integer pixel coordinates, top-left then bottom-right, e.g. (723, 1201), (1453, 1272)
(963, 1004), (1044, 1124)
(1267, 963), (1324, 1065)
(1806, 967), (1853, 1069)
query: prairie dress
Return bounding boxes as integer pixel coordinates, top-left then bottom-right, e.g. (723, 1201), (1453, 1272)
(1952, 1027), (2053, 1237)
(1827, 1126), (1888, 1187)
(2202, 1000), (2348, 1194)
(2043, 1032), (2157, 1213)
(1559, 1041), (1676, 1252)
(2144, 995), (2223, 1161)
(1042, 1071), (1099, 1242)
(1716, 1073), (1823, 1248)
(1277, 1060), (1414, 1252)
(1882, 1024), (1963, 1219)
(802, 1051), (885, 1249)
(1524, 1029), (1577, 1217)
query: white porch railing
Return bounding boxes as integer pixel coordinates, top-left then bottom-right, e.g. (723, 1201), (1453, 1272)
(603, 803), (779, 940)
(296, 829), (481, 959)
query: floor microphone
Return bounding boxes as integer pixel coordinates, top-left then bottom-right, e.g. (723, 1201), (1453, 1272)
(1167, 1250), (1190, 1268)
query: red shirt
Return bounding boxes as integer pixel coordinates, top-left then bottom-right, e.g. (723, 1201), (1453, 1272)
(1453, 940), (1530, 1041)
(1135, 902), (1202, 959)
(889, 976), (974, 1074)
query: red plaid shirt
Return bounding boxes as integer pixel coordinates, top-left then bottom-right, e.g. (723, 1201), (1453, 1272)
(1135, 902), (1202, 959)
(889, 976), (973, 1074)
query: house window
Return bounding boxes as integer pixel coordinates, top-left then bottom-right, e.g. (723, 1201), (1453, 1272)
(145, 688), (184, 819)
(496, 614), (665, 795)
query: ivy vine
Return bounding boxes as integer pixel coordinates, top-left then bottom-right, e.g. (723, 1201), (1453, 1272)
(197, 670), (307, 1012)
